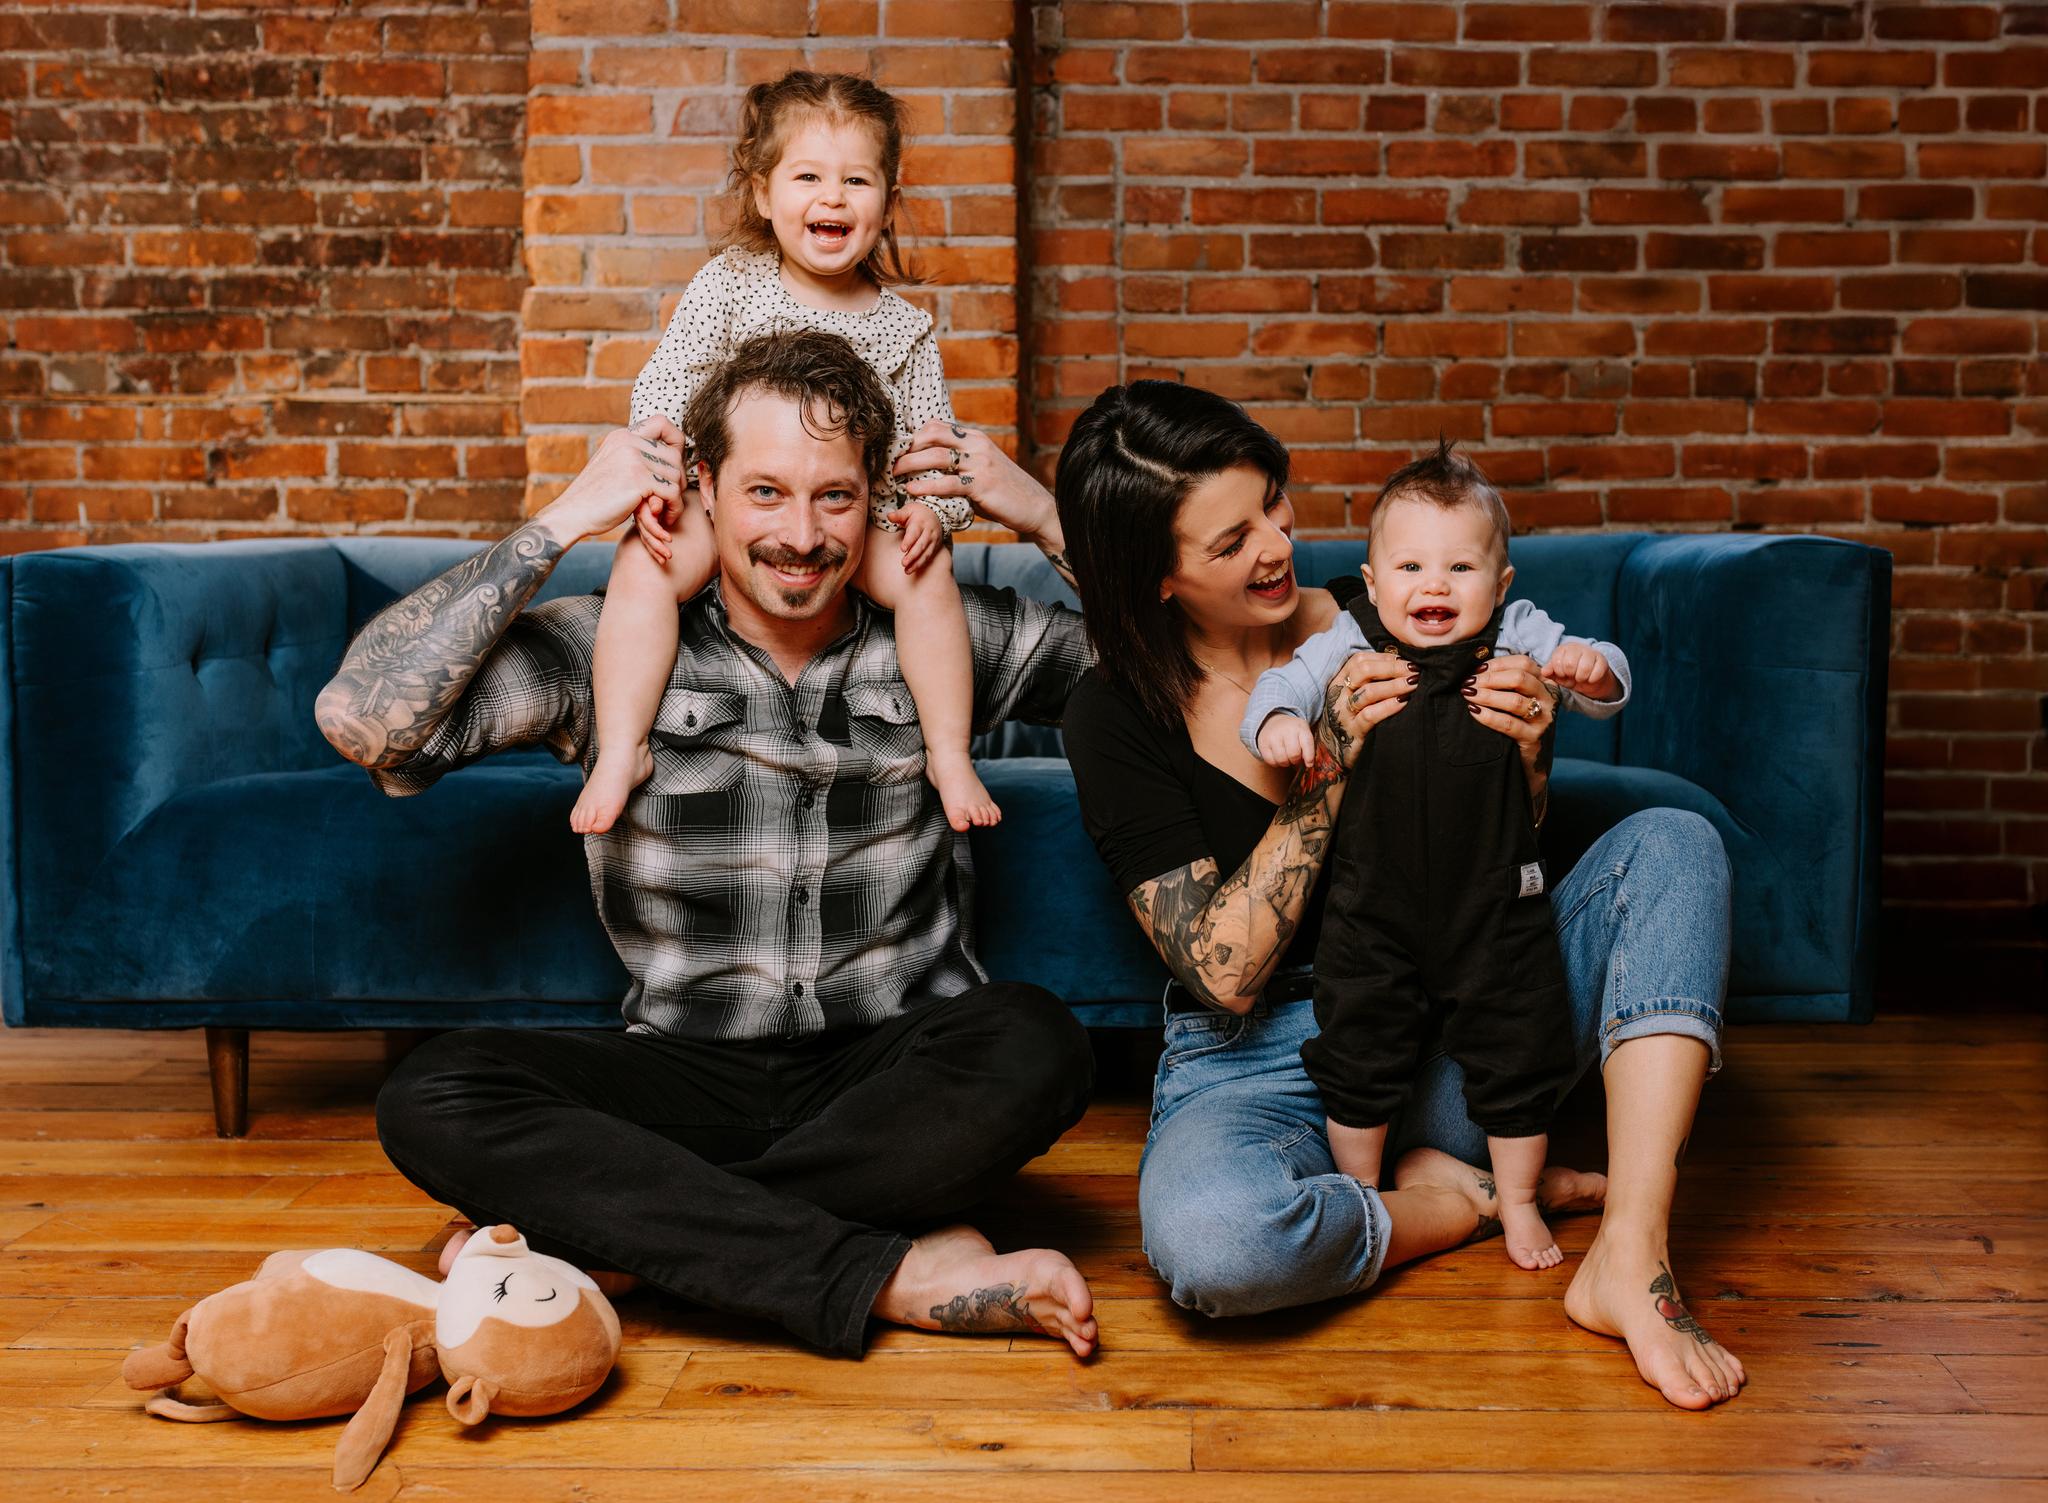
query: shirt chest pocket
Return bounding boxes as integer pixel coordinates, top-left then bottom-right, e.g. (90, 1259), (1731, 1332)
(843, 680), (926, 786)
(648, 690), (748, 794)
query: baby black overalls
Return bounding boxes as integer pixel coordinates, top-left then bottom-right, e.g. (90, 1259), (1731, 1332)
(1304, 595), (1576, 1140)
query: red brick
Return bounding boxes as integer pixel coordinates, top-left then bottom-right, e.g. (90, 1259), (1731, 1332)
(1815, 444), (1943, 480)
(1643, 320), (1771, 356)
(1622, 400), (1750, 435)
(1255, 48), (1388, 85)
(1647, 232), (1764, 270)
(1660, 143), (1781, 180)
(1875, 4), (1999, 39)
(1524, 141), (1646, 179)
(1378, 232), (1505, 270)
(1324, 189), (1450, 225)
(1722, 187), (1845, 223)
(1459, 189), (1581, 226)
(1899, 97), (1960, 134)
(1391, 49), (1523, 87)
(1606, 5), (1726, 40)
(1903, 318), (2034, 355)
(1945, 48), (2048, 87)
(1126, 46), (1253, 84)
(1125, 137), (1247, 176)
(1255, 139), (1382, 176)
(1192, 189), (1315, 225)
(1840, 274), (1962, 312)
(1383, 321), (1507, 358)
(1579, 277), (1702, 313)
(1248, 321), (1379, 356)
(1387, 141), (1517, 178)
(1519, 235), (1637, 272)
(1328, 3), (1458, 40)
(1668, 49), (1797, 88)
(1250, 233), (1378, 269)
(1606, 485), (1733, 522)
(1785, 141), (1907, 179)
(1516, 320), (1636, 357)
(1775, 231), (1890, 268)
(1590, 188), (1710, 225)
(1921, 144), (2046, 179)
(1492, 401), (1616, 436)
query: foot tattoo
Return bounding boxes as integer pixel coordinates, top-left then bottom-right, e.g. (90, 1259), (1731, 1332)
(930, 1282), (1035, 1335)
(1649, 1261), (1714, 1347)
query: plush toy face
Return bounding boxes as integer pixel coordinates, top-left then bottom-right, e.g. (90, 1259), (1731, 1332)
(437, 1225), (602, 1349)
(435, 1225), (622, 1422)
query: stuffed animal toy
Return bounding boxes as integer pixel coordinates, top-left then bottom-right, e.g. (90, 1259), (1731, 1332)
(121, 1224), (622, 1490)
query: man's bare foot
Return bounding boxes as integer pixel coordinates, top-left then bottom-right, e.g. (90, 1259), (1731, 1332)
(571, 742), (654, 834)
(1565, 1234), (1747, 1410)
(1499, 1198), (1561, 1270)
(435, 1220), (641, 1296)
(927, 750), (1000, 833)
(874, 1224), (1095, 1357)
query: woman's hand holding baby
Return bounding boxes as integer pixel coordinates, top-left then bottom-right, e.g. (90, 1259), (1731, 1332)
(1542, 641), (1616, 701)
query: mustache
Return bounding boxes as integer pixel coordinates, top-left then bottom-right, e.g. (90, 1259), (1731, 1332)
(749, 540), (848, 574)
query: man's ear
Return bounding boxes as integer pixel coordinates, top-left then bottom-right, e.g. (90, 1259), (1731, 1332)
(1495, 561), (1515, 603)
(1360, 562), (1378, 606)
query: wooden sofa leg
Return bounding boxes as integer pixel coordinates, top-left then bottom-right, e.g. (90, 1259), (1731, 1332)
(205, 1027), (249, 1138)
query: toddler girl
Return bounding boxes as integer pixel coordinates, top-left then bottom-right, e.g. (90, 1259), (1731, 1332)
(572, 71), (998, 836)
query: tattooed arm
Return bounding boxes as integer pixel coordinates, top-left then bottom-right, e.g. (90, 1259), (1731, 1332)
(316, 418), (686, 769)
(1126, 662), (1403, 1014)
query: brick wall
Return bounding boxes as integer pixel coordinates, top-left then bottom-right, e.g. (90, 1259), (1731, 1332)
(0, 1), (530, 545)
(0, 1), (2042, 983)
(1024, 0), (2048, 987)
(517, 0), (1022, 516)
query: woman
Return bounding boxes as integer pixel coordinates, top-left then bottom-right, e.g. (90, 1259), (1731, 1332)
(1057, 380), (1746, 1411)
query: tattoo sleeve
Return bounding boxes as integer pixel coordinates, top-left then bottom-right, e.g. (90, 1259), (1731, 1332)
(1128, 684), (1351, 1010)
(314, 521), (566, 769)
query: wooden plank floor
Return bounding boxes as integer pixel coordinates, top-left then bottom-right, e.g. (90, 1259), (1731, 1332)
(2, 1014), (2043, 1501)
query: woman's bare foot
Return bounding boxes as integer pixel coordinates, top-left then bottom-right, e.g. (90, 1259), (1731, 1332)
(571, 742), (654, 834)
(874, 1224), (1095, 1356)
(1565, 1234), (1747, 1410)
(926, 750), (1001, 833)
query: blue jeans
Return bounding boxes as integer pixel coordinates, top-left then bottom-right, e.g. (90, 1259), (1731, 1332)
(1138, 809), (1730, 1318)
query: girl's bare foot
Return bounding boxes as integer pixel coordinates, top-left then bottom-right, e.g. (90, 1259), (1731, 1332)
(571, 742), (654, 834)
(1499, 1198), (1561, 1270)
(874, 1224), (1095, 1356)
(926, 750), (1001, 832)
(1565, 1234), (1747, 1410)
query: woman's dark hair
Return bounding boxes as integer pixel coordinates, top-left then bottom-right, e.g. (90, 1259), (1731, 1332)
(1054, 380), (1291, 725)
(685, 329), (896, 494)
(717, 70), (921, 289)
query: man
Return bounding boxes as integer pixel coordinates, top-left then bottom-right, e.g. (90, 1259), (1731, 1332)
(315, 331), (1098, 1358)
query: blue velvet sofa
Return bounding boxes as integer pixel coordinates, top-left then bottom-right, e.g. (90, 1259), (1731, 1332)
(0, 532), (1888, 1133)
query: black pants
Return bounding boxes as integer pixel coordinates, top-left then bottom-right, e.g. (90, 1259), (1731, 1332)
(375, 983), (1093, 1357)
(1305, 600), (1575, 1140)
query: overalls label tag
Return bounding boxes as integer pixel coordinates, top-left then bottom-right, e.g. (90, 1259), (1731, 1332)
(1518, 862), (1545, 898)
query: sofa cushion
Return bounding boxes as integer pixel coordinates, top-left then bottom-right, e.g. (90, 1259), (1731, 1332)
(38, 762), (628, 1010)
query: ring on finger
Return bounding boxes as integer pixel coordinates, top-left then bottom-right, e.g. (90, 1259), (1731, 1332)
(948, 447), (964, 471)
(1521, 696), (1542, 721)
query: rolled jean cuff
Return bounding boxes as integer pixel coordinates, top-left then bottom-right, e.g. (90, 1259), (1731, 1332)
(1349, 1177), (1395, 1295)
(1602, 997), (1723, 1075)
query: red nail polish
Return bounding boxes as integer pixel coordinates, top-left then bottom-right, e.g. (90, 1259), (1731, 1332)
(1461, 683), (1477, 697)
(1467, 703), (1481, 715)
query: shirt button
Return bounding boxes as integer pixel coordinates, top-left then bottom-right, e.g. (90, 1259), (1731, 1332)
(792, 981), (804, 997)
(795, 887), (809, 905)
(800, 788), (816, 808)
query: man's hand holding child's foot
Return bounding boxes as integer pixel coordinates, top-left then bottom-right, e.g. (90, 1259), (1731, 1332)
(875, 1225), (1096, 1357)
(571, 742), (654, 835)
(1541, 641), (1617, 702)
(928, 750), (1001, 833)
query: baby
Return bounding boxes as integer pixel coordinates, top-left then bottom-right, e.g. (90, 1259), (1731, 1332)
(573, 71), (1005, 838)
(1240, 440), (1630, 1270)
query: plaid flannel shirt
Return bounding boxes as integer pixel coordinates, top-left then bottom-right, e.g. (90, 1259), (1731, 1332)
(371, 582), (1091, 1043)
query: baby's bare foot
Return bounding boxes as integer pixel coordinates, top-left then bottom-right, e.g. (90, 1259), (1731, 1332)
(571, 742), (654, 834)
(1565, 1236), (1747, 1410)
(874, 1224), (1095, 1357)
(927, 751), (1001, 833)
(1499, 1198), (1561, 1270)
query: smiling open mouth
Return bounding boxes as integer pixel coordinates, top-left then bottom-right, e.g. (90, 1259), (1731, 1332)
(1410, 606), (1458, 629)
(1248, 565), (1292, 600)
(807, 220), (851, 244)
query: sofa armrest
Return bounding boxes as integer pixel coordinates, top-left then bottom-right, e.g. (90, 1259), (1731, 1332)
(3, 541), (351, 993)
(1615, 533), (1891, 1020)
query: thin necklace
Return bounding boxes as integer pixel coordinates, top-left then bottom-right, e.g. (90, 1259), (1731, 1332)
(1192, 655), (1261, 697)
